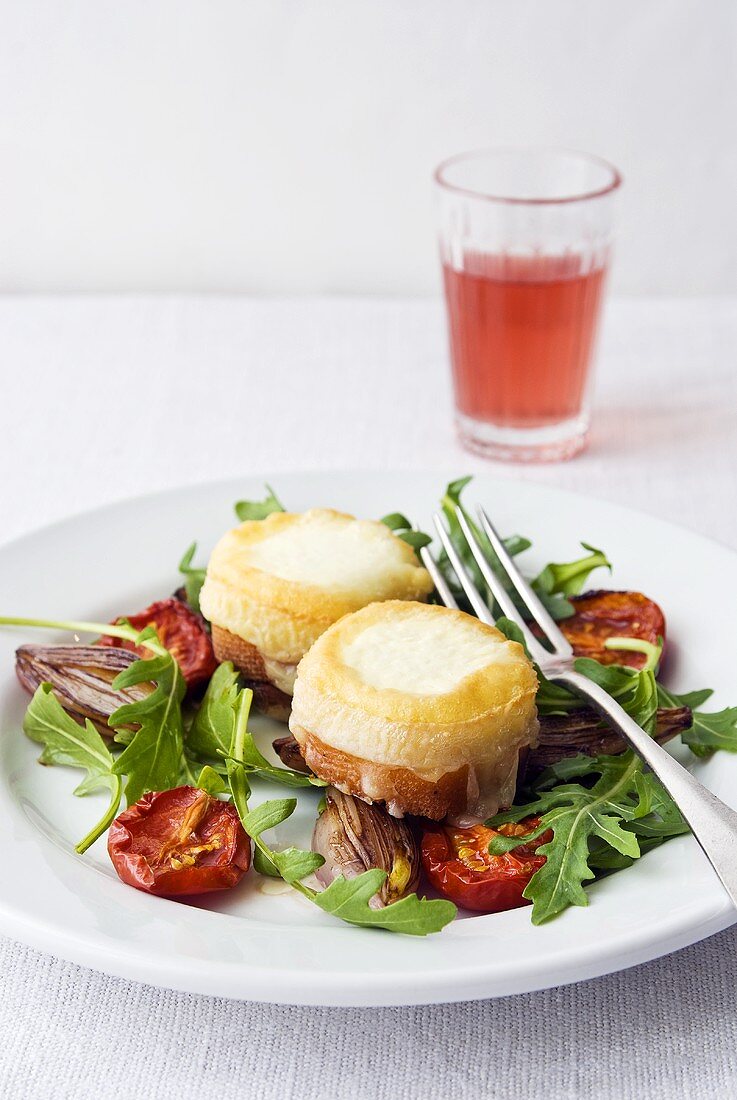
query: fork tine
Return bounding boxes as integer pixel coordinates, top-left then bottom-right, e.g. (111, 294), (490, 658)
(450, 508), (550, 664)
(432, 514), (495, 625)
(419, 545), (459, 610)
(476, 506), (573, 657)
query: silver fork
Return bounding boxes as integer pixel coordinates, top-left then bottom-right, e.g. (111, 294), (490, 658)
(421, 505), (737, 909)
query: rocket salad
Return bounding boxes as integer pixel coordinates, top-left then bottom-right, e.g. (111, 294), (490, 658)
(3, 477), (737, 934)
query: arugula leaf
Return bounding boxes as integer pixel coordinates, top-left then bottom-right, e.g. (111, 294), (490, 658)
(438, 478), (608, 621)
(236, 739), (327, 789)
(189, 662), (322, 787)
(488, 753), (650, 923)
(575, 658), (658, 735)
(110, 627), (187, 804)
(226, 690), (325, 884)
(178, 750), (201, 786)
(253, 846), (281, 878)
(195, 764), (226, 796)
(1, 615), (193, 826)
(379, 513), (432, 553)
(530, 542), (611, 619)
(242, 796), (325, 882)
(177, 542), (207, 614)
(439, 479), (530, 607)
(311, 871), (456, 934)
(489, 747), (688, 923)
(533, 543), (611, 599)
(188, 662), (240, 759)
(380, 512), (413, 531)
(226, 689), (454, 935)
(234, 485), (285, 522)
(242, 797), (298, 835)
(585, 759), (688, 872)
(23, 683), (122, 854)
(657, 683), (737, 756)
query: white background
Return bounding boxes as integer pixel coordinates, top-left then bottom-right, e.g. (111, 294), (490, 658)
(1, 0), (735, 296)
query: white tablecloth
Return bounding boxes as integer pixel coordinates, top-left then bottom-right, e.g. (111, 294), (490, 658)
(1, 295), (736, 1099)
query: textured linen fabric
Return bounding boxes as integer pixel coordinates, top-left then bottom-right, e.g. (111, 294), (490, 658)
(1, 295), (736, 1099)
(2, 931), (737, 1100)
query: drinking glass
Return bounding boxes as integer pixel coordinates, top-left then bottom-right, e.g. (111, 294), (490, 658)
(435, 148), (622, 462)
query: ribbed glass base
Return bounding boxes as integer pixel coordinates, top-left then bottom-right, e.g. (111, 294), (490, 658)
(456, 410), (589, 463)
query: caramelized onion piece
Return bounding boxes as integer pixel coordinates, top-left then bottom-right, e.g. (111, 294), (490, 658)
(15, 644), (152, 734)
(312, 787), (420, 908)
(525, 706), (692, 780)
(272, 734), (311, 774)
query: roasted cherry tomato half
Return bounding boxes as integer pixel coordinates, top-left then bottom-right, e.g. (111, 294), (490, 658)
(99, 597), (217, 690)
(108, 786), (251, 896)
(559, 589), (666, 669)
(421, 818), (549, 913)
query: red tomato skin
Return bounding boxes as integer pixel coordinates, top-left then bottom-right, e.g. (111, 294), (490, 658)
(420, 821), (548, 913)
(108, 787), (251, 897)
(561, 590), (666, 669)
(99, 598), (217, 690)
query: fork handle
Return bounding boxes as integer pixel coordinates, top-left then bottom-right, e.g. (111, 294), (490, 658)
(557, 669), (737, 909)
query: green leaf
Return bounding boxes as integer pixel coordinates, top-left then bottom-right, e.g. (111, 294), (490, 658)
(437, 477), (611, 621)
(253, 841), (323, 882)
(445, 475), (473, 500)
(574, 659), (658, 735)
(270, 847), (325, 883)
(504, 534), (533, 557)
(439, 478), (531, 614)
(253, 845), (280, 878)
(240, 796), (326, 883)
(110, 633), (187, 804)
(379, 513), (432, 553)
(188, 662), (240, 759)
(588, 769), (688, 871)
(240, 738), (327, 788)
(657, 682), (737, 756)
(533, 543), (611, 599)
(488, 751), (685, 924)
(241, 797), (297, 838)
(23, 684), (122, 853)
(533, 752), (606, 789)
(661, 687), (714, 710)
(312, 871), (456, 935)
(396, 530), (432, 551)
(178, 751), (201, 786)
(189, 663), (323, 787)
(234, 485), (285, 522)
(380, 512), (412, 531)
(195, 764), (226, 796)
(177, 542), (207, 614)
(627, 773), (689, 839)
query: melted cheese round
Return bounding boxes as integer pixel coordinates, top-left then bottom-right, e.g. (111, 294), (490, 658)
(289, 600), (539, 818)
(200, 509), (434, 669)
(342, 612), (510, 695)
(245, 516), (414, 592)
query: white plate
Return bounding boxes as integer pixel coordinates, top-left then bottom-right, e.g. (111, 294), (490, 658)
(0, 471), (734, 1006)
